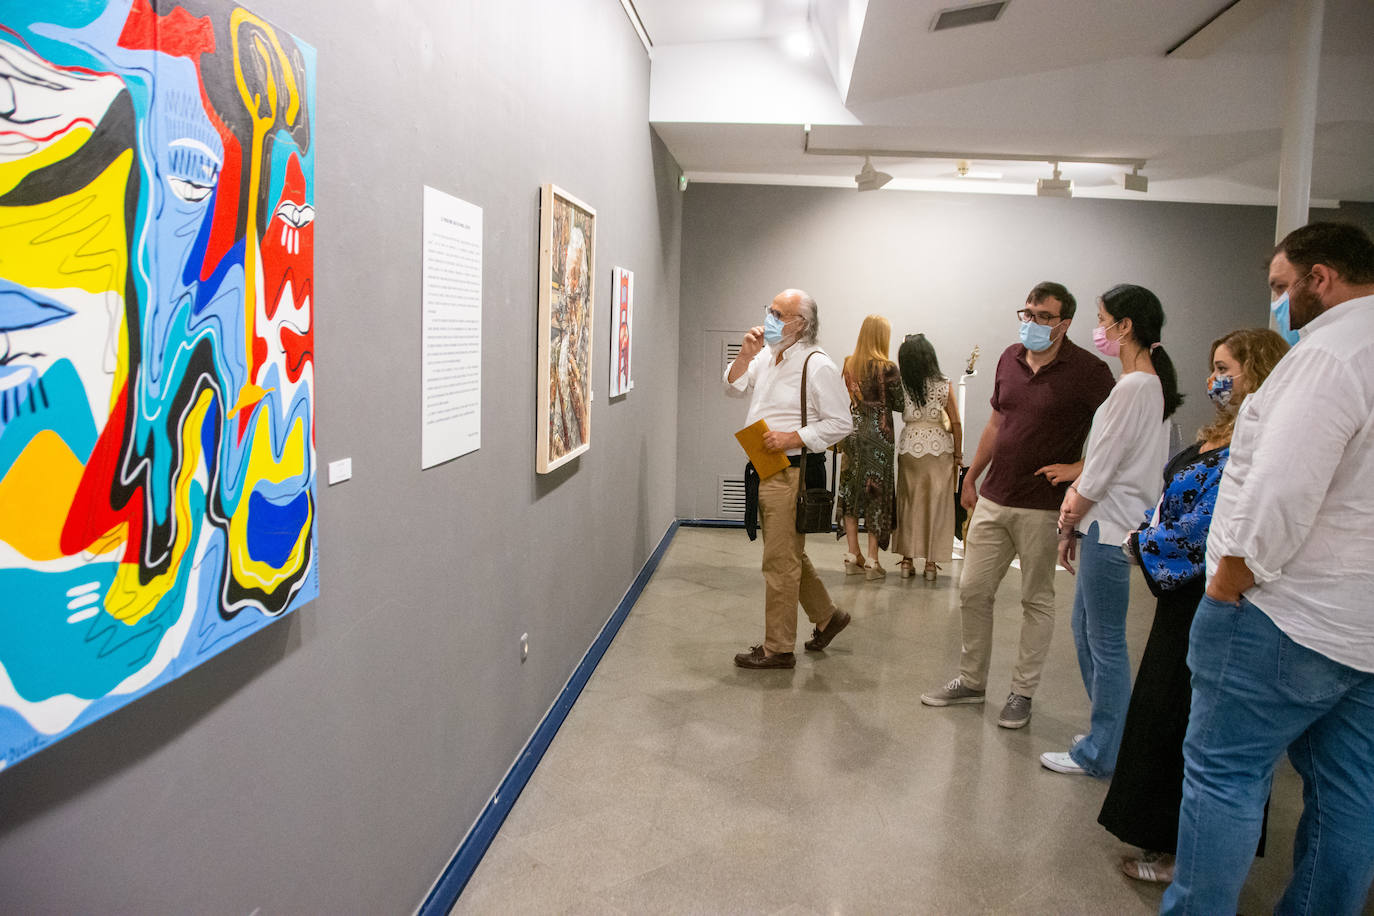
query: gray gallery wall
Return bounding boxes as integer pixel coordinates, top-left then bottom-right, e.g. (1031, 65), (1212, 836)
(676, 184), (1369, 519)
(0, 1), (680, 912)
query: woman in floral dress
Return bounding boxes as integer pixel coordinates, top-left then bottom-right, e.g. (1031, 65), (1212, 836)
(836, 315), (904, 579)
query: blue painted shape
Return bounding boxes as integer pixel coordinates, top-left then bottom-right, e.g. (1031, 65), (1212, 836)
(0, 280), (75, 331)
(0, 360), (100, 475)
(246, 490), (309, 568)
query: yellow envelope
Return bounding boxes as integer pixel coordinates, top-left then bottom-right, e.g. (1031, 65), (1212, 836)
(735, 419), (790, 480)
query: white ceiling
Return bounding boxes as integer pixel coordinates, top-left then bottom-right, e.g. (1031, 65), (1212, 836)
(639, 0), (1374, 205)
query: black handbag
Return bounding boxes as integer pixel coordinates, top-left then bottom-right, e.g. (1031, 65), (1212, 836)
(795, 352), (838, 534)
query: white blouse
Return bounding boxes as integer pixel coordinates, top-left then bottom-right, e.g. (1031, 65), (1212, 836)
(1076, 372), (1170, 545)
(898, 377), (954, 458)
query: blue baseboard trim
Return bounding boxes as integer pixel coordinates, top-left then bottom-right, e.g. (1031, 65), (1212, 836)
(417, 519), (682, 915)
(679, 518), (838, 534)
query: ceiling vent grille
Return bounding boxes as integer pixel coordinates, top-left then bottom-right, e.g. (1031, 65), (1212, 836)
(932, 1), (1008, 31)
(718, 476), (746, 520)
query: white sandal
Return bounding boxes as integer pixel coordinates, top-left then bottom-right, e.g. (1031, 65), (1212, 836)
(865, 560), (886, 580)
(843, 553), (865, 575)
(1120, 852), (1174, 884)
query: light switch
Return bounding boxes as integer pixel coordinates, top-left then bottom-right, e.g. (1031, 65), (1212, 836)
(328, 458), (352, 485)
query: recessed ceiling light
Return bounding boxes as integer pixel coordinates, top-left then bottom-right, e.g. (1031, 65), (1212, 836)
(783, 30), (814, 58)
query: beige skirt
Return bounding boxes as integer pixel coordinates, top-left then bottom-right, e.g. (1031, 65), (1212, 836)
(892, 451), (956, 562)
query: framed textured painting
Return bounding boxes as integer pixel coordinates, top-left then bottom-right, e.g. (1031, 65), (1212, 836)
(0, 0), (318, 770)
(536, 184), (595, 473)
(607, 267), (633, 398)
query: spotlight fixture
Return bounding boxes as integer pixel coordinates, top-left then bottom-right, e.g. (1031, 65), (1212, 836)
(855, 156), (893, 192)
(1123, 167), (1148, 193)
(1036, 163), (1072, 198)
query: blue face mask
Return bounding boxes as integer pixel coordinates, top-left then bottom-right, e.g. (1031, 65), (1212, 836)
(763, 312), (787, 346)
(1271, 292), (1302, 347)
(1207, 374), (1234, 409)
(1019, 319), (1055, 352)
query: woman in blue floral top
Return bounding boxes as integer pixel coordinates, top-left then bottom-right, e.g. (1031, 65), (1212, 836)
(1099, 328), (1289, 884)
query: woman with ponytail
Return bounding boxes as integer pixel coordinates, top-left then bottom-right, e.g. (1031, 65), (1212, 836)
(1039, 284), (1178, 779)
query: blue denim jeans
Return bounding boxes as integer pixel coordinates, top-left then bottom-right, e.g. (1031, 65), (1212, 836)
(1068, 522), (1132, 778)
(1162, 595), (1374, 916)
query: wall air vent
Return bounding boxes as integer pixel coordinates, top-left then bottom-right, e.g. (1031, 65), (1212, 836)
(722, 339), (743, 375)
(718, 476), (746, 520)
(931, 1), (1008, 31)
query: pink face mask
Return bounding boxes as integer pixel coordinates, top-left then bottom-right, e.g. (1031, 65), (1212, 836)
(1093, 320), (1123, 358)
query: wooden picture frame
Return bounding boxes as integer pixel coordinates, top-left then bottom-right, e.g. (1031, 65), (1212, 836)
(536, 184), (596, 473)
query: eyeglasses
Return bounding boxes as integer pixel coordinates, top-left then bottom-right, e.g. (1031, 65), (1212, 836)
(766, 307), (798, 322)
(1016, 308), (1062, 326)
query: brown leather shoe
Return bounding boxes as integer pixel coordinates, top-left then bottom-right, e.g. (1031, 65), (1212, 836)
(733, 645), (796, 669)
(804, 608), (851, 651)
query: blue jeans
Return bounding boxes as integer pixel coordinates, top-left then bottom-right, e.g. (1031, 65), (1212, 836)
(1068, 522), (1132, 778)
(1162, 596), (1374, 916)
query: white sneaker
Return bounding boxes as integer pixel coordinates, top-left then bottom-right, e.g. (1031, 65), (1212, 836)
(1039, 751), (1087, 774)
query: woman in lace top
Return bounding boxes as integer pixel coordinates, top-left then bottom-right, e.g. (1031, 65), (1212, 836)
(892, 334), (962, 580)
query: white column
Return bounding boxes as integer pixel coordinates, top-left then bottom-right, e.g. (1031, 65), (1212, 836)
(1274, 0), (1325, 244)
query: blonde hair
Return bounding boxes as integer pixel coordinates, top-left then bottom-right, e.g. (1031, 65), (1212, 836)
(844, 315), (893, 392)
(1198, 328), (1290, 446)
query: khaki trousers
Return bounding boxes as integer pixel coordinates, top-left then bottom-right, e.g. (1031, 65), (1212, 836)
(957, 495), (1060, 696)
(758, 466), (836, 654)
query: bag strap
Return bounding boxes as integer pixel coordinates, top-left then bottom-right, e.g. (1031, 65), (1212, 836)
(797, 351), (838, 503)
(799, 351), (817, 459)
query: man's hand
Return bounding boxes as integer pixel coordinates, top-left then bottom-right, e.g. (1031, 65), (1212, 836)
(1058, 531), (1078, 574)
(762, 430), (803, 453)
(960, 473), (979, 512)
(1205, 555), (1255, 603)
(1036, 462), (1081, 486)
(739, 326), (765, 363)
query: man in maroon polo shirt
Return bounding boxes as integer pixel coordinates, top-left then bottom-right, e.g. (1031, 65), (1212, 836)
(921, 281), (1115, 728)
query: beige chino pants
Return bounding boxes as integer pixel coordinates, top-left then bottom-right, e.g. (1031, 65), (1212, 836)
(758, 466), (837, 655)
(957, 495), (1060, 696)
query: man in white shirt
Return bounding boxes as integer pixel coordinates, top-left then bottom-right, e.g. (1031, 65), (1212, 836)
(724, 289), (854, 669)
(1163, 223), (1374, 915)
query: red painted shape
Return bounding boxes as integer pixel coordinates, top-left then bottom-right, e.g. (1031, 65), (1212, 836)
(258, 153), (315, 385)
(118, 0), (216, 59)
(202, 127), (244, 281)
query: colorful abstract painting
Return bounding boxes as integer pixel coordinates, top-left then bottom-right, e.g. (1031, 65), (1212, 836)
(536, 184), (594, 473)
(0, 0), (317, 770)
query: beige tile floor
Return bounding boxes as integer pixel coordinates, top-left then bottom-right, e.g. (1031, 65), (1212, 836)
(453, 526), (1360, 916)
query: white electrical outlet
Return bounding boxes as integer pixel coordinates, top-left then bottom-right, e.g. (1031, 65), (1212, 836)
(520, 633), (529, 662)
(328, 458), (352, 485)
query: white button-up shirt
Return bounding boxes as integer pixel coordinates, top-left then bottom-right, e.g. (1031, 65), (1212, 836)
(724, 342), (853, 455)
(1075, 372), (1170, 545)
(1206, 293), (1374, 672)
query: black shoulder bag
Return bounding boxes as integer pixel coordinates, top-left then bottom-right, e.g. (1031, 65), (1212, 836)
(795, 352), (838, 534)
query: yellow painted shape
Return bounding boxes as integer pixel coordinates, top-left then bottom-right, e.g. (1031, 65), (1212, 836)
(228, 412), (311, 592)
(0, 128), (93, 197)
(104, 389), (213, 626)
(229, 383), (271, 418)
(0, 150), (132, 298)
(0, 430), (87, 561)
